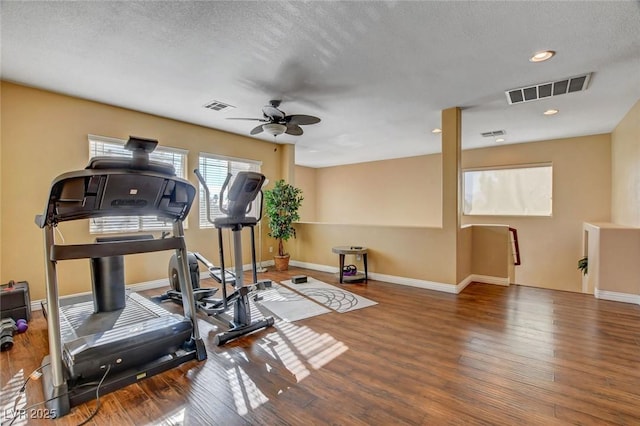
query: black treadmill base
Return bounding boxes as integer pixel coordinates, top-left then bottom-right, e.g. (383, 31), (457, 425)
(43, 347), (201, 418)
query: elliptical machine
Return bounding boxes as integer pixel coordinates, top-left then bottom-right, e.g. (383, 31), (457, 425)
(163, 170), (274, 345)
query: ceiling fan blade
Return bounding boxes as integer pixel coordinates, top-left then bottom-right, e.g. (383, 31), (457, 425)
(285, 114), (321, 125)
(285, 123), (304, 136)
(250, 124), (264, 135)
(227, 117), (267, 122)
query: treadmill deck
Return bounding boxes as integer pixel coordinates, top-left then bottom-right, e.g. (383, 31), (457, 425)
(56, 292), (193, 380)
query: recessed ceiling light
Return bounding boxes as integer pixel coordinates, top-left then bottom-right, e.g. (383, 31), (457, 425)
(432, 128), (442, 134)
(543, 109), (559, 115)
(529, 50), (555, 63)
(495, 138), (505, 143)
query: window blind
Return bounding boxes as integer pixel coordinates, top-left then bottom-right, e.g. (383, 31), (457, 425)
(198, 153), (261, 228)
(463, 164), (553, 216)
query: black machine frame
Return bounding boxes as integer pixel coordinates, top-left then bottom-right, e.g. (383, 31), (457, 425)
(171, 169), (274, 345)
(35, 137), (207, 418)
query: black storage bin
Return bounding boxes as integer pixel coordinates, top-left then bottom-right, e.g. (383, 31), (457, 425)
(0, 281), (31, 321)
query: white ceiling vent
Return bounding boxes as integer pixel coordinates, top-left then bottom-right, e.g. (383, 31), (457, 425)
(506, 73), (592, 105)
(481, 130), (506, 137)
(203, 100), (235, 112)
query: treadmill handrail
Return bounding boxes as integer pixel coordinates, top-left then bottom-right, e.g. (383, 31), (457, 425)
(50, 237), (185, 261)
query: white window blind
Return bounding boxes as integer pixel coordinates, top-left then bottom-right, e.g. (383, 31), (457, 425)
(198, 153), (261, 228)
(88, 135), (188, 234)
(463, 164), (553, 216)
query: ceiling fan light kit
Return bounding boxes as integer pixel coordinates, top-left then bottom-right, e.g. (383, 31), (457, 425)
(229, 100), (320, 139)
(263, 123), (287, 136)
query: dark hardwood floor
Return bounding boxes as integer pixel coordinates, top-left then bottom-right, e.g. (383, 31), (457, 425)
(2, 267), (639, 425)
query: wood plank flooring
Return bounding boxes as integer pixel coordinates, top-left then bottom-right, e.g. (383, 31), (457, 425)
(1, 267), (639, 425)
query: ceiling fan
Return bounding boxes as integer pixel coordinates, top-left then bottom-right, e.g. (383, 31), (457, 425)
(228, 100), (321, 137)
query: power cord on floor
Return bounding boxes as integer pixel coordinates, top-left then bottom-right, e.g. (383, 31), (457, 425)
(3, 363), (111, 426)
(6, 391), (72, 426)
(77, 364), (111, 426)
(4, 363), (50, 426)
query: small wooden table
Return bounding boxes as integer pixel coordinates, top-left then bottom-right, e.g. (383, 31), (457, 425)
(332, 246), (368, 284)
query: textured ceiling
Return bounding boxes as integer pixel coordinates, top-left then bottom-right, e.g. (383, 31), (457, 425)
(2, 1), (639, 167)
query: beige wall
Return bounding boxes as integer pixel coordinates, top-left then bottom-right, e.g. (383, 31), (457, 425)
(1, 82), (283, 300)
(291, 107), (462, 287)
(304, 155), (442, 227)
(291, 223), (455, 283)
(457, 225), (473, 281)
(279, 144), (296, 185)
(295, 165), (317, 222)
(470, 225), (510, 280)
(462, 134), (611, 292)
(299, 133), (611, 293)
(584, 223), (640, 296)
(611, 99), (640, 226)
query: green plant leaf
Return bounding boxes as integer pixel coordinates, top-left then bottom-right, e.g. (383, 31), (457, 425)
(263, 179), (304, 257)
(577, 256), (588, 275)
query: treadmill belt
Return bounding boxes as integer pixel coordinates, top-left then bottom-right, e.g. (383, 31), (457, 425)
(59, 292), (171, 341)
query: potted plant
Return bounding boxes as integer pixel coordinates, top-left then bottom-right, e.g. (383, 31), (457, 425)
(263, 179), (304, 271)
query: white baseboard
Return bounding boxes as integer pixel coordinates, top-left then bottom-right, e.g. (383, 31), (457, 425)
(594, 288), (640, 305)
(289, 260), (339, 274)
(469, 274), (510, 287)
(200, 260), (275, 276)
(366, 270), (456, 293)
(457, 276), (475, 293)
(31, 261), (509, 311)
(288, 260), (510, 294)
(128, 278), (170, 292)
(31, 277), (172, 312)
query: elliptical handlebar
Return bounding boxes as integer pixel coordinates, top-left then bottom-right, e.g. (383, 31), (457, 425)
(256, 191), (264, 223)
(194, 168), (265, 223)
(193, 168), (217, 226)
(218, 173), (232, 215)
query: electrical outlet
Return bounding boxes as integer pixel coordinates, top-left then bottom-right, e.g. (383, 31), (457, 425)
(356, 254), (362, 261)
(269, 246), (273, 253)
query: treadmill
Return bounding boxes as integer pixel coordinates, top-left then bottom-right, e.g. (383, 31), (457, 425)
(35, 136), (206, 418)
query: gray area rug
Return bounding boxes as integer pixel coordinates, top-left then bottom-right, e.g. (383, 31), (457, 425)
(279, 277), (378, 314)
(257, 283), (332, 322)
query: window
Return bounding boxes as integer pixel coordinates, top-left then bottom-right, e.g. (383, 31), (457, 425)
(463, 164), (552, 216)
(198, 153), (262, 228)
(88, 135), (188, 234)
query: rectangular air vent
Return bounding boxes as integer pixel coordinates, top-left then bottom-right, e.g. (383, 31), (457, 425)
(506, 73), (592, 105)
(203, 100), (235, 112)
(481, 130), (506, 138)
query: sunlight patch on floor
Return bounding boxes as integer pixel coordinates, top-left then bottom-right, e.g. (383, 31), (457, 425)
(227, 366), (270, 416)
(0, 369), (27, 426)
(277, 320), (348, 369)
(153, 406), (186, 425)
(224, 318), (348, 415)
